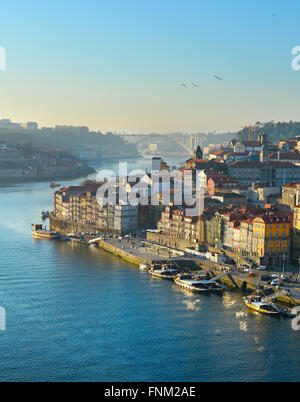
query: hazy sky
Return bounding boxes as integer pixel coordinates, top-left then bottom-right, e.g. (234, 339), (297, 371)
(0, 0), (300, 133)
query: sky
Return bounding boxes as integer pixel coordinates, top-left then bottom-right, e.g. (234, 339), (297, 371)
(0, 0), (300, 134)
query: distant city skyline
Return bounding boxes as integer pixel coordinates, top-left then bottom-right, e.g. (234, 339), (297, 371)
(1, 116), (294, 137)
(0, 0), (300, 133)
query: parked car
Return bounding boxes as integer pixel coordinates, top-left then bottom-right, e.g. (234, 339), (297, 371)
(280, 275), (288, 281)
(243, 267), (252, 272)
(257, 265), (267, 271)
(261, 275), (272, 282)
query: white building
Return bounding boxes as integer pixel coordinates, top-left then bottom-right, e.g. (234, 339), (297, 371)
(113, 205), (138, 233)
(26, 122), (38, 131)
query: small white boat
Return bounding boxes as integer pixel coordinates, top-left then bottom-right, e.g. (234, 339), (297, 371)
(139, 262), (150, 270)
(243, 295), (280, 316)
(50, 182), (61, 188)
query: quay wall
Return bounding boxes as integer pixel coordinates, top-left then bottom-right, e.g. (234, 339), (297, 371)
(96, 240), (151, 266)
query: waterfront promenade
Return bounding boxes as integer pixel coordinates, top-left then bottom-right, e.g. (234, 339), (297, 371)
(96, 236), (199, 269)
(95, 236), (300, 306)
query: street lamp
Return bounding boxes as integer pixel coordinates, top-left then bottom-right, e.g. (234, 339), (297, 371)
(282, 254), (286, 278)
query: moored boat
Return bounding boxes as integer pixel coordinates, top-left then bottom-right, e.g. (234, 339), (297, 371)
(149, 263), (180, 279)
(174, 273), (212, 293)
(31, 224), (60, 240)
(139, 262), (150, 270)
(243, 295), (280, 316)
(193, 273), (225, 293)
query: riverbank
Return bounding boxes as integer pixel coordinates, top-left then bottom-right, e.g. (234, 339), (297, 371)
(0, 166), (95, 184)
(88, 235), (300, 307)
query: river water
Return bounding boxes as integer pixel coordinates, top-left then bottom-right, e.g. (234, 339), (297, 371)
(0, 156), (299, 381)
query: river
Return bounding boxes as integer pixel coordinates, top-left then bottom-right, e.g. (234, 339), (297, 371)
(0, 156), (299, 381)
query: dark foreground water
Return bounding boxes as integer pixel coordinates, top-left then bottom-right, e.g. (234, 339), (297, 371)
(0, 157), (299, 381)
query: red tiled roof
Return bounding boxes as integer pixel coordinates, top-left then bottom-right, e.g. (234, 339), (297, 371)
(226, 152), (250, 157)
(186, 158), (210, 163)
(253, 213), (290, 224)
(241, 141), (261, 147)
(59, 186), (84, 192)
(208, 175), (237, 184)
(283, 182), (299, 188)
(229, 161), (261, 167)
(269, 152), (300, 160)
(229, 160), (298, 168)
(210, 149), (228, 156)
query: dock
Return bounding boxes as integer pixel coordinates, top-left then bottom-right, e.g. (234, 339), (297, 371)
(96, 238), (200, 271)
(53, 230), (300, 308)
(93, 237), (300, 307)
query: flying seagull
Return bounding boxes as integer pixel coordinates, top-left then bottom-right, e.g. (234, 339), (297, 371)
(192, 83), (199, 87)
(214, 75), (223, 81)
(180, 83), (187, 87)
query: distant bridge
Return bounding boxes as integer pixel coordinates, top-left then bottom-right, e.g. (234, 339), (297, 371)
(119, 133), (204, 154)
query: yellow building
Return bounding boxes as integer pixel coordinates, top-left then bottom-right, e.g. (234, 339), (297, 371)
(252, 213), (290, 267)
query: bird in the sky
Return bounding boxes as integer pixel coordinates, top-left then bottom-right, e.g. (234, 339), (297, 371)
(180, 83), (187, 87)
(214, 75), (223, 81)
(192, 83), (199, 87)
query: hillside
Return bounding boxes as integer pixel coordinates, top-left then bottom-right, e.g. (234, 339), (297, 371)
(236, 121), (300, 143)
(0, 128), (140, 160)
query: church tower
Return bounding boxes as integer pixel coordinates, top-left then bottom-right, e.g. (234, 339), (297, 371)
(260, 144), (268, 163)
(194, 145), (203, 159)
